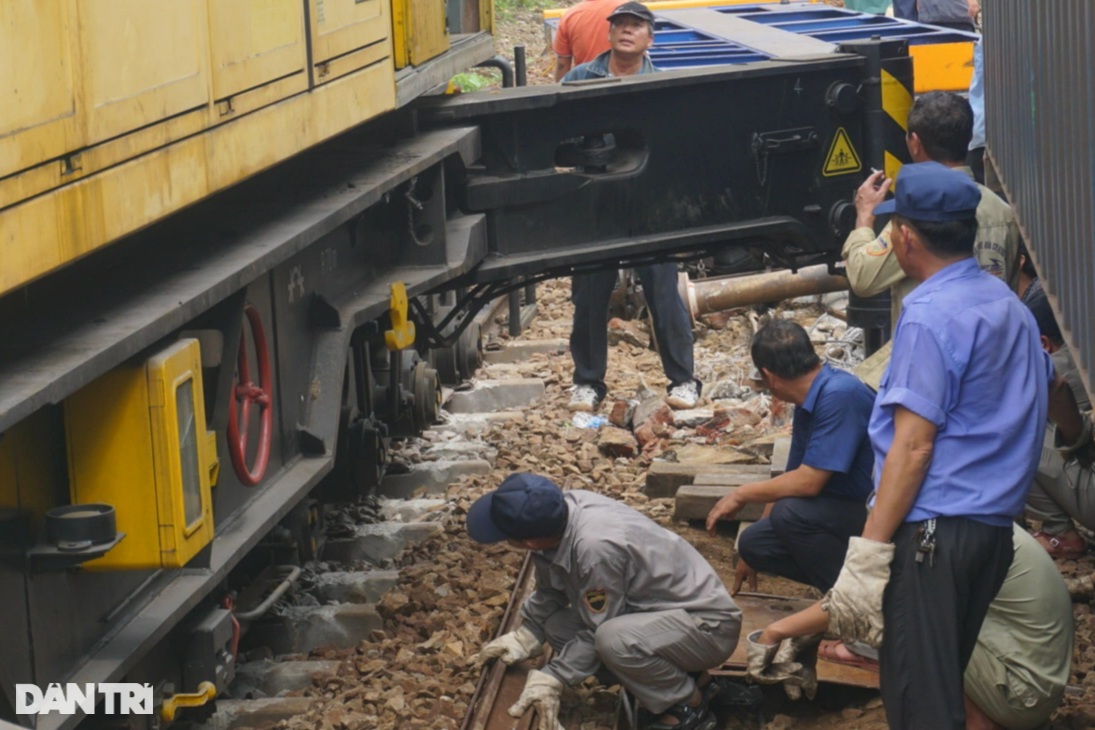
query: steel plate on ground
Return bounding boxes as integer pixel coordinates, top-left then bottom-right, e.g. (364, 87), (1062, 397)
(715, 593), (880, 689)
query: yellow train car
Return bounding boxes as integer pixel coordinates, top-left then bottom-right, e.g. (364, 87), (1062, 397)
(0, 0), (493, 298)
(1, 3), (498, 727)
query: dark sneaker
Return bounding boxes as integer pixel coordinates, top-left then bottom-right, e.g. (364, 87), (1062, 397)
(705, 677), (763, 709)
(643, 701), (717, 730)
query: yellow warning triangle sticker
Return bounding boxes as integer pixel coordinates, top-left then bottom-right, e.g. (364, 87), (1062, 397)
(822, 127), (862, 177)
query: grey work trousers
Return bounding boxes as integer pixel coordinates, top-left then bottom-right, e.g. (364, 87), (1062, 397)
(1025, 425), (1095, 535)
(544, 607), (740, 714)
(570, 265), (696, 400)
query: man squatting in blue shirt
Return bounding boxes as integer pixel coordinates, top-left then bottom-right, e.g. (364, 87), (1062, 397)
(820, 162), (1083, 729)
(706, 320), (876, 597)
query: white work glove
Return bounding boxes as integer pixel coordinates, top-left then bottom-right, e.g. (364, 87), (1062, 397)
(822, 536), (895, 648)
(745, 630), (820, 701)
(508, 669), (565, 730)
(745, 630), (782, 683)
(772, 634), (821, 701)
(478, 626), (543, 666)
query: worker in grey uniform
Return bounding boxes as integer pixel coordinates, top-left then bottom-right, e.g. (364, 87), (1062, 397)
(468, 473), (741, 730)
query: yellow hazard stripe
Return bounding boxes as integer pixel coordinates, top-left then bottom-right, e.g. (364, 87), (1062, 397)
(884, 150), (903, 191)
(881, 68), (913, 133)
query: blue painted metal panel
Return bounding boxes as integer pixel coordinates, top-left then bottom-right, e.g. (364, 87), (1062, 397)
(544, 2), (976, 69)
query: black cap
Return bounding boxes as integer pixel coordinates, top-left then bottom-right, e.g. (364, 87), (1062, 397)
(607, 1), (655, 25)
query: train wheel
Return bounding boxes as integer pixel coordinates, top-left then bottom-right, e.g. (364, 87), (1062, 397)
(411, 361), (441, 431)
(227, 304), (273, 486)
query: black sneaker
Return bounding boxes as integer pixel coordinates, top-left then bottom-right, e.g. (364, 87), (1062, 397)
(706, 677), (763, 709)
(643, 701), (717, 730)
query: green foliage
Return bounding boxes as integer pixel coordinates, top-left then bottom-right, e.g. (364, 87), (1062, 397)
(494, 0), (558, 21)
(449, 71), (497, 93)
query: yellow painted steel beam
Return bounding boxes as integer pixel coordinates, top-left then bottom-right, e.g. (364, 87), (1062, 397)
(0, 62), (397, 298)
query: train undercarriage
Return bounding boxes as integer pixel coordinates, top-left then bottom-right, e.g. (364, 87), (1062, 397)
(0, 39), (912, 729)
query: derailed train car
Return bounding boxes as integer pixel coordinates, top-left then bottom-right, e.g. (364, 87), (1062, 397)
(983, 1), (1095, 408)
(0, 2), (942, 727)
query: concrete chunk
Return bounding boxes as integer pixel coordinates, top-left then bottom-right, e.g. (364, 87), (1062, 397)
(644, 461), (770, 498)
(771, 436), (793, 477)
(233, 659), (341, 698)
(444, 378), (545, 413)
(197, 698), (316, 730)
(378, 459), (491, 498)
(323, 522), (443, 564)
(692, 473), (770, 488)
(482, 339), (568, 363)
(379, 498), (447, 523)
(313, 570), (400, 604)
(283, 604), (383, 653)
(432, 411), (525, 434)
(674, 485), (766, 522)
(671, 408), (715, 427)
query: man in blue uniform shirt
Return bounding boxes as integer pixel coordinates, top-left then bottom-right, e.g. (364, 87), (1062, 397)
(821, 162), (1081, 729)
(706, 320), (875, 595)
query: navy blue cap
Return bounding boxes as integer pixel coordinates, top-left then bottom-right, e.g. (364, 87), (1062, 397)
(467, 473), (569, 544)
(873, 161), (981, 222)
(607, 1), (655, 24)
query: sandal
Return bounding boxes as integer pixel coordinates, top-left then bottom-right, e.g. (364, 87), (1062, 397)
(818, 640), (880, 672)
(1032, 530), (1086, 560)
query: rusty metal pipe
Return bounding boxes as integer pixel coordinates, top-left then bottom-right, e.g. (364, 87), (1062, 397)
(680, 265), (849, 317)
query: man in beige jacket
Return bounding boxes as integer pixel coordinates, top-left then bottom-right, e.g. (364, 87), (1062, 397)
(844, 91), (1020, 332)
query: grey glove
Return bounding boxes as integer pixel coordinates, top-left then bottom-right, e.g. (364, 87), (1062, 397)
(746, 630), (820, 700)
(772, 634), (822, 701)
(822, 536), (895, 648)
(745, 630), (783, 683)
(508, 669), (565, 730)
(478, 625), (543, 666)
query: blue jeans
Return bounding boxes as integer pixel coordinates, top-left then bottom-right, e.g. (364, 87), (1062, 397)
(737, 496), (867, 592)
(570, 264), (695, 399)
(892, 0), (917, 20)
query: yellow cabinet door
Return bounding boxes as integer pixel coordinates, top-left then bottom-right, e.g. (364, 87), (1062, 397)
(207, 0), (309, 102)
(308, 0), (392, 83)
(0, 2), (82, 180)
(77, 0), (211, 145)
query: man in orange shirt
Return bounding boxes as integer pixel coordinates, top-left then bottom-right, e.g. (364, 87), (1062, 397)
(552, 0), (626, 80)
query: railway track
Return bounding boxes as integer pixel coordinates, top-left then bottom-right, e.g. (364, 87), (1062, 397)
(191, 282), (888, 730)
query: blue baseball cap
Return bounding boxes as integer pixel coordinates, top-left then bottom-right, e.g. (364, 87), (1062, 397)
(873, 161), (981, 222)
(467, 473), (569, 544)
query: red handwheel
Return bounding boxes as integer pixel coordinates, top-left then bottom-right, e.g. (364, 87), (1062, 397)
(227, 304), (273, 486)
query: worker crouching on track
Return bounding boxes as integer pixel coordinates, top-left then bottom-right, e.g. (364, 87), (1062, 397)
(746, 524), (1073, 730)
(468, 473), (741, 730)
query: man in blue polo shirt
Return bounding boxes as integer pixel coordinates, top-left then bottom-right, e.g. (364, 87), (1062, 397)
(706, 320), (875, 594)
(821, 162), (1082, 729)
